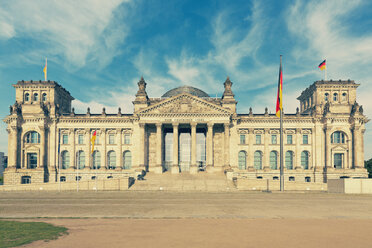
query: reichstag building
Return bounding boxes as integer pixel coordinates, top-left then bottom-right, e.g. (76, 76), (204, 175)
(3, 77), (368, 185)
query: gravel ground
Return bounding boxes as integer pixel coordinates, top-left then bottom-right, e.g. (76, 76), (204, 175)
(2, 191), (372, 248)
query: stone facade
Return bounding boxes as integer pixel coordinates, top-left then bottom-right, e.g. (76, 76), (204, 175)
(3, 77), (368, 186)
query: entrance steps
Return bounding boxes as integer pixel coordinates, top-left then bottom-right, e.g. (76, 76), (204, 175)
(130, 172), (237, 191)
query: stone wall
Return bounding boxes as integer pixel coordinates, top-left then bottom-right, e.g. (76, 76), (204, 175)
(236, 178), (327, 191)
(0, 177), (131, 191)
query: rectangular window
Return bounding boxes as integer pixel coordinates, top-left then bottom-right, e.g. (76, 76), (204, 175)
(240, 135), (246, 144)
(78, 134), (84, 144)
(124, 134), (131, 145)
(287, 135), (293, 144)
(95, 135), (100, 145)
(109, 134), (115, 144)
(303, 134), (308, 144)
(271, 135), (277, 144)
(255, 135), (261, 145)
(62, 134), (68, 144)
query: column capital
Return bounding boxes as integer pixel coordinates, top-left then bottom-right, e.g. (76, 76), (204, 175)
(139, 123), (146, 128)
(190, 122), (197, 127)
(223, 122), (230, 128)
(172, 122), (179, 127)
(116, 128), (122, 133)
(156, 122), (162, 128)
(207, 122), (214, 128)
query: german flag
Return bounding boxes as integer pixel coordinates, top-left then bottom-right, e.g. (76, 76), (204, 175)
(318, 60), (326, 71)
(276, 56), (283, 118)
(91, 130), (97, 154)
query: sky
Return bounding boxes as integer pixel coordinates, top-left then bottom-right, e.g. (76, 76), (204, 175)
(0, 0), (372, 159)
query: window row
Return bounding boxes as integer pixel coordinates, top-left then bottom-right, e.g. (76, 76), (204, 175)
(59, 175), (117, 182)
(62, 133), (131, 145)
(238, 150), (310, 170)
(24, 92), (47, 102)
(240, 134), (309, 145)
(256, 176), (312, 182)
(61, 150), (132, 169)
(240, 131), (347, 145)
(324, 92), (347, 102)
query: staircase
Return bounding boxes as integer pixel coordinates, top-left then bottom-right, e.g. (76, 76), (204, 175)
(130, 172), (237, 191)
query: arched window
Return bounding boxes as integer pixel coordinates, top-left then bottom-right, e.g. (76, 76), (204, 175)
(342, 92), (347, 101)
(33, 93), (39, 101)
(333, 93), (338, 101)
(285, 151), (293, 170)
(61, 151), (70, 169)
(331, 131), (345, 144)
(238, 151), (246, 170)
(60, 176), (66, 182)
(270, 151), (278, 170)
(25, 131), (40, 143)
(77, 150), (85, 169)
(289, 176), (295, 181)
(301, 151), (309, 169)
(324, 93), (329, 101)
(254, 151), (262, 170)
(24, 93), (30, 102)
(42, 93), (47, 102)
(107, 150), (116, 169)
(123, 151), (132, 169)
(93, 151), (101, 169)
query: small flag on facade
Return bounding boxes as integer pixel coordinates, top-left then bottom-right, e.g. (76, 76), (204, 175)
(276, 56), (283, 118)
(91, 131), (97, 154)
(43, 58), (47, 81)
(318, 60), (326, 71)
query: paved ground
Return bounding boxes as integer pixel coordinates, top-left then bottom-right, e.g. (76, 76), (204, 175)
(1, 191), (372, 247)
(1, 191), (372, 219)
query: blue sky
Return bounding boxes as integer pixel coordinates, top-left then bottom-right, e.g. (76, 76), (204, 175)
(1, 0), (372, 159)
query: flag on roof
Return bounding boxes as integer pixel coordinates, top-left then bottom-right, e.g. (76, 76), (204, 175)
(318, 60), (326, 71)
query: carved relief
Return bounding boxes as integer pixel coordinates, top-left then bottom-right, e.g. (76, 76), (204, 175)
(140, 95), (230, 115)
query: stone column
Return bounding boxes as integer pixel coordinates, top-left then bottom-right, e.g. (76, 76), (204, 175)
(70, 129), (76, 169)
(139, 123), (145, 169)
(39, 128), (45, 168)
(248, 128), (254, 169)
(7, 127), (18, 168)
(295, 128), (301, 169)
(102, 129), (107, 169)
(224, 123), (230, 169)
(190, 122), (197, 174)
(85, 129), (91, 169)
(263, 128), (270, 169)
(117, 129), (123, 169)
(172, 123), (179, 174)
(325, 127), (331, 169)
(353, 127), (363, 168)
(155, 123), (163, 174)
(206, 123), (214, 169)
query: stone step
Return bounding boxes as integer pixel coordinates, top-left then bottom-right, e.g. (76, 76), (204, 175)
(129, 172), (237, 191)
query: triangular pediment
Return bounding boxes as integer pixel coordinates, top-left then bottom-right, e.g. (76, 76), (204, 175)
(136, 93), (232, 115)
(332, 144), (348, 152)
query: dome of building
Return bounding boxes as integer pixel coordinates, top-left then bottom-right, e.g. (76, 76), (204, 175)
(162, 85), (209, 98)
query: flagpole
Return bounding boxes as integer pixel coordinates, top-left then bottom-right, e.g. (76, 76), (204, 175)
(58, 129), (61, 192)
(279, 55), (284, 192)
(77, 153), (79, 192)
(325, 63), (327, 81)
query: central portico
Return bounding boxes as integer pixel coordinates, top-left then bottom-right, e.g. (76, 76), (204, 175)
(134, 78), (236, 174)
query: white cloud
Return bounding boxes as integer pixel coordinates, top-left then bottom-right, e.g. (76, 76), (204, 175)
(0, 0), (131, 69)
(286, 0), (372, 159)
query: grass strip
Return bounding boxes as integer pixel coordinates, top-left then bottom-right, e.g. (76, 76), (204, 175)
(0, 220), (67, 248)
